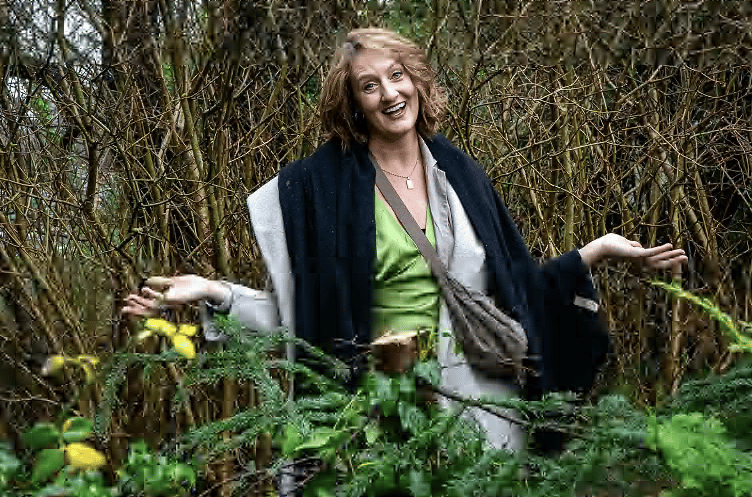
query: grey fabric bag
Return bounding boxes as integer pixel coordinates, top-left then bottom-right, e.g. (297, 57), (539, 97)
(371, 154), (528, 382)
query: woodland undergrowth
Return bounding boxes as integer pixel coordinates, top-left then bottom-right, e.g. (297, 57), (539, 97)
(168, 285), (752, 497)
(1, 282), (752, 496)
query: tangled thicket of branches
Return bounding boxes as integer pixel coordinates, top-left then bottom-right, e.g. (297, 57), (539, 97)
(1, 0), (751, 492)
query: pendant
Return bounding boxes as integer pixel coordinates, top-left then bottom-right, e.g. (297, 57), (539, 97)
(406, 177), (414, 189)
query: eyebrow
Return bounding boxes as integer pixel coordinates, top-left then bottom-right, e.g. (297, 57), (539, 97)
(354, 71), (375, 84)
(354, 63), (403, 84)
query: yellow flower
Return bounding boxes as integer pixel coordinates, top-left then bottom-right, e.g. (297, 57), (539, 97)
(144, 318), (177, 336)
(141, 318), (199, 359)
(76, 355), (99, 367)
(41, 355), (100, 382)
(73, 355), (99, 383)
(41, 355), (66, 376)
(171, 334), (196, 360)
(178, 324), (198, 337)
(65, 442), (106, 470)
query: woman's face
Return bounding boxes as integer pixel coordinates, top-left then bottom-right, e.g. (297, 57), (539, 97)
(350, 48), (420, 142)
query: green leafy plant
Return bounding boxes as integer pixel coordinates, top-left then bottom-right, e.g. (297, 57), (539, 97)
(6, 279), (752, 497)
(2, 319), (201, 497)
(22, 417), (106, 484)
(0, 441), (21, 492)
(173, 311), (752, 497)
(117, 441), (196, 497)
(651, 280), (752, 354)
(33, 469), (115, 497)
(6, 420), (196, 497)
(646, 413), (752, 497)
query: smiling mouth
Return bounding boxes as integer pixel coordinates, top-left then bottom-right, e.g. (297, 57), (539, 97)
(383, 102), (406, 114)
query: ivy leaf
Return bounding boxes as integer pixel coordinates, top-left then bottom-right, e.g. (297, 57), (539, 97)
(364, 422), (381, 445)
(62, 417), (93, 443)
(399, 401), (427, 435)
(399, 374), (416, 399)
(303, 469), (337, 497)
(414, 360), (441, 386)
(371, 374), (398, 417)
(295, 428), (338, 452)
(408, 469), (431, 497)
(0, 442), (21, 488)
(23, 423), (61, 450)
(166, 463), (196, 488)
(31, 448), (65, 483)
(282, 423), (303, 456)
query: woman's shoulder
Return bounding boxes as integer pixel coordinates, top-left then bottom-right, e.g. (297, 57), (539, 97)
(424, 134), (493, 187)
(280, 138), (344, 181)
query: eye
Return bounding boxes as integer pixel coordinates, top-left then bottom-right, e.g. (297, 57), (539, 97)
(363, 81), (377, 93)
(392, 69), (403, 79)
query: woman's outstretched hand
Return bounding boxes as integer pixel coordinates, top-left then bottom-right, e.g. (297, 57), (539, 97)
(121, 275), (230, 318)
(579, 233), (688, 271)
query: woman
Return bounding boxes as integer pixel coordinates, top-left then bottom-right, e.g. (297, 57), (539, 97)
(123, 28), (687, 452)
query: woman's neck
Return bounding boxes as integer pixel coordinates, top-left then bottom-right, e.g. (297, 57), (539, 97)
(368, 131), (421, 174)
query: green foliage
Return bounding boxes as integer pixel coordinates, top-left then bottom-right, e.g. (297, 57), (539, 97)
(162, 64), (175, 93)
(2, 434), (196, 497)
(30, 448), (65, 484)
(653, 280), (752, 444)
(646, 413), (752, 497)
(668, 359), (752, 445)
(30, 96), (54, 124)
(34, 469), (115, 497)
(21, 416), (101, 485)
(522, 394), (666, 497)
(22, 424), (60, 451)
(172, 315), (752, 497)
(117, 440), (196, 497)
(651, 280), (752, 354)
(61, 417), (94, 444)
(7, 279), (752, 496)
(383, 0), (433, 43)
(5, 403), (196, 497)
(0, 441), (21, 490)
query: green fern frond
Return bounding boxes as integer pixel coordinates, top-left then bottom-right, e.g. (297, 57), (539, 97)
(651, 280), (752, 354)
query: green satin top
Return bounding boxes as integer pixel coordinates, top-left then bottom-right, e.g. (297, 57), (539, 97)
(371, 190), (441, 338)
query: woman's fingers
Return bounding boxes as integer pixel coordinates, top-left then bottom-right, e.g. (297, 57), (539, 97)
(648, 248), (686, 260)
(143, 276), (175, 291)
(140, 286), (166, 302)
(645, 248), (688, 269)
(122, 274), (207, 319)
(140, 275), (209, 303)
(122, 293), (158, 317)
(624, 242), (687, 267)
(638, 243), (675, 257)
(121, 304), (154, 317)
(596, 234), (688, 270)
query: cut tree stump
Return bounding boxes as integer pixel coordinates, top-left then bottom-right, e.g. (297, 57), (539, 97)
(370, 331), (420, 374)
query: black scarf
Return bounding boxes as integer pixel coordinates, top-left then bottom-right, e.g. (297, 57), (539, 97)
(278, 134), (609, 397)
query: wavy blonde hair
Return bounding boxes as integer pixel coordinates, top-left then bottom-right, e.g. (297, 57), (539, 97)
(319, 28), (446, 147)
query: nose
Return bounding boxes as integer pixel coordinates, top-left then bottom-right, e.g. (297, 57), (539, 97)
(381, 81), (399, 101)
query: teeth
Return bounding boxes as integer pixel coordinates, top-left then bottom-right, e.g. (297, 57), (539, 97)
(384, 102), (406, 113)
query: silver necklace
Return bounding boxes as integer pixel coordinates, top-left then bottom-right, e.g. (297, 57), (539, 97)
(379, 155), (420, 189)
